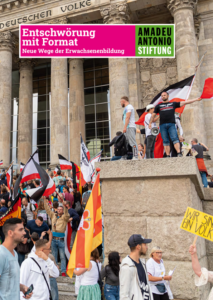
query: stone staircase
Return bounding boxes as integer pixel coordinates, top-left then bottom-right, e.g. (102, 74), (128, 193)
(57, 275), (77, 300)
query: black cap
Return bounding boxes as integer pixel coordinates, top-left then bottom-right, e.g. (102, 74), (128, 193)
(128, 234), (152, 247)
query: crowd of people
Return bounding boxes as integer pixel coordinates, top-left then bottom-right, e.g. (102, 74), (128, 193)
(1, 218), (213, 300)
(109, 94), (211, 188)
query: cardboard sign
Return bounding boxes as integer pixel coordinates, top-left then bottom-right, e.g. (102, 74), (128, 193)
(180, 207), (213, 242)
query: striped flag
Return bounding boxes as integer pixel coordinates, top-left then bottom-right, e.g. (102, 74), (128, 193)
(54, 165), (60, 175)
(0, 160), (3, 166)
(80, 136), (92, 186)
(20, 162), (25, 172)
(20, 149), (40, 183)
(90, 151), (102, 184)
(201, 78), (213, 99)
(6, 164), (13, 193)
(58, 154), (72, 170)
(67, 173), (102, 278)
(0, 196), (21, 226)
(136, 75), (195, 126)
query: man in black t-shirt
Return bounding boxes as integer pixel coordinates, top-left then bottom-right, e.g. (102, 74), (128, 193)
(148, 91), (201, 157)
(120, 234), (153, 300)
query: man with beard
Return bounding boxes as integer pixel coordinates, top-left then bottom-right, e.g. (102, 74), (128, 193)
(148, 91), (201, 157)
(0, 218), (33, 300)
(120, 96), (138, 160)
(120, 234), (153, 300)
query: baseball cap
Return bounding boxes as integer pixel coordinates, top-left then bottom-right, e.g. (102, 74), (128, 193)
(128, 234), (152, 247)
(146, 104), (155, 112)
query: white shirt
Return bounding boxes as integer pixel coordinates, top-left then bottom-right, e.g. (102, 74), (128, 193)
(80, 261), (101, 286)
(145, 113), (156, 137)
(123, 104), (136, 128)
(146, 258), (166, 295)
(175, 116), (183, 136)
(21, 203), (35, 221)
(20, 252), (59, 300)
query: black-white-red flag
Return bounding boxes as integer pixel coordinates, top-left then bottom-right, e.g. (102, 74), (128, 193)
(6, 164), (13, 195)
(20, 162), (25, 172)
(136, 75), (195, 126)
(20, 149), (40, 183)
(58, 154), (72, 170)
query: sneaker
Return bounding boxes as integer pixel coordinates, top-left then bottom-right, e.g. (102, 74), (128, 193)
(61, 273), (66, 277)
(132, 157), (138, 160)
(120, 157), (127, 160)
(166, 155), (170, 158)
(177, 153), (183, 157)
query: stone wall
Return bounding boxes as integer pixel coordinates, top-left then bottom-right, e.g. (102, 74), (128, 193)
(97, 157), (213, 300)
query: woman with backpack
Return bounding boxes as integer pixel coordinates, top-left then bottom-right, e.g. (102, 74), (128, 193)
(101, 252), (120, 300)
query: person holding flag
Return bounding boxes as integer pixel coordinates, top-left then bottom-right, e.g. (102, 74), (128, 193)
(148, 91), (201, 157)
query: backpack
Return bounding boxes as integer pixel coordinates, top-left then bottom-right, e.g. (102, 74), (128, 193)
(114, 134), (127, 156)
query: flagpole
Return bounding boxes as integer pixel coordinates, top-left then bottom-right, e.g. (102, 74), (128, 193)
(186, 51), (207, 101)
(5, 161), (14, 173)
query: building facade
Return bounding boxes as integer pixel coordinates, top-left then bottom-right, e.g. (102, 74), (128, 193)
(0, 0), (212, 169)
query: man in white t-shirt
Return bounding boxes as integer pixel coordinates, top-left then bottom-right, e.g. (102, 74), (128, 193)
(21, 197), (36, 221)
(121, 96), (138, 160)
(144, 104), (159, 159)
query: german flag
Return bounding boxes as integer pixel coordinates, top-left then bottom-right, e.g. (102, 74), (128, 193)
(67, 173), (102, 278)
(0, 197), (21, 227)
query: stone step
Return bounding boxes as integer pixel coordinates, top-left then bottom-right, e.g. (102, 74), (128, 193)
(58, 282), (75, 292)
(57, 276), (75, 284)
(59, 291), (77, 300)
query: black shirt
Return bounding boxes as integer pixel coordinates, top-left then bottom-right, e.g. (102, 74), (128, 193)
(154, 102), (180, 125)
(191, 144), (207, 159)
(129, 257), (150, 300)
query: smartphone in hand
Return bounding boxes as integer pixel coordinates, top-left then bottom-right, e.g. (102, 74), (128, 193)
(24, 284), (34, 296)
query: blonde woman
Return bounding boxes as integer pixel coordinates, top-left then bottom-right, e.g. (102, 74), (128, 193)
(146, 246), (173, 300)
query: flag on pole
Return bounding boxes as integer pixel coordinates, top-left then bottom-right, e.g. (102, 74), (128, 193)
(0, 196), (21, 226)
(20, 162), (25, 172)
(90, 151), (102, 183)
(136, 75), (195, 126)
(80, 135), (92, 186)
(54, 165), (60, 175)
(65, 222), (73, 259)
(0, 160), (3, 166)
(13, 157), (50, 201)
(6, 164), (13, 194)
(81, 135), (90, 162)
(200, 78), (213, 99)
(58, 154), (72, 170)
(20, 149), (40, 183)
(67, 173), (102, 278)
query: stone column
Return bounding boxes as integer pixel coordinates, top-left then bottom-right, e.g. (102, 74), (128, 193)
(50, 17), (69, 166)
(167, 0), (206, 144)
(50, 58), (69, 166)
(0, 31), (14, 168)
(197, 4), (213, 160)
(101, 3), (130, 137)
(69, 58), (85, 166)
(17, 59), (35, 164)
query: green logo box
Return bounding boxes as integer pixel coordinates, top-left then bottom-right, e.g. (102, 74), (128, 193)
(135, 25), (175, 58)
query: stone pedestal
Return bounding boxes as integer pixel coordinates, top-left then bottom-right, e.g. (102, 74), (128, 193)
(69, 58), (85, 166)
(97, 157), (213, 300)
(101, 2), (130, 136)
(0, 31), (14, 168)
(168, 0), (206, 145)
(17, 59), (35, 164)
(50, 58), (69, 165)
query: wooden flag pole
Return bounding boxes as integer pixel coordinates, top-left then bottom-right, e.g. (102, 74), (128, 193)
(193, 235), (198, 246)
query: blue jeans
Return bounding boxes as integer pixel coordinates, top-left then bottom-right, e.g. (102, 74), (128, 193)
(50, 277), (59, 300)
(200, 171), (208, 188)
(51, 239), (66, 273)
(111, 156), (122, 161)
(104, 284), (119, 300)
(160, 123), (179, 146)
(18, 252), (25, 266)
